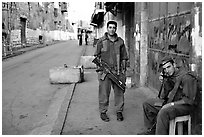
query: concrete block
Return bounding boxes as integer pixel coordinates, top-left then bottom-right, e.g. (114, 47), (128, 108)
(80, 56), (96, 69)
(49, 65), (84, 84)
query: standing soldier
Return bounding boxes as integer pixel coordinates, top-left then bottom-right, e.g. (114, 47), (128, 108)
(85, 32), (88, 45)
(94, 20), (128, 122)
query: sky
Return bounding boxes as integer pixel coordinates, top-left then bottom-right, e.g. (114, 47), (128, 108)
(68, 0), (95, 23)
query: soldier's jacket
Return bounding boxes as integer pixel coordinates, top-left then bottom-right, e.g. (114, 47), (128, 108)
(161, 69), (198, 106)
(94, 32), (128, 72)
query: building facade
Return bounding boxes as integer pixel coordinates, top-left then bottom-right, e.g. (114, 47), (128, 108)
(91, 2), (202, 88)
(91, 2), (202, 134)
(2, 2), (74, 56)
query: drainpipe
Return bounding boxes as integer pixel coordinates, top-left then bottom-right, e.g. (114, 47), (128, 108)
(140, 2), (148, 87)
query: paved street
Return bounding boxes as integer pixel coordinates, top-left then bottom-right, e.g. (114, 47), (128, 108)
(2, 40), (84, 134)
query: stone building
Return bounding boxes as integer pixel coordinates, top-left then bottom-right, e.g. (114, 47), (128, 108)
(2, 2), (73, 56)
(91, 2), (202, 134)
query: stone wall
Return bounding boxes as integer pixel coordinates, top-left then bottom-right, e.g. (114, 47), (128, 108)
(10, 28), (75, 47)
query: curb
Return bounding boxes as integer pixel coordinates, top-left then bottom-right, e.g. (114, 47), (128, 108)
(51, 84), (76, 135)
(28, 84), (75, 135)
(50, 45), (87, 135)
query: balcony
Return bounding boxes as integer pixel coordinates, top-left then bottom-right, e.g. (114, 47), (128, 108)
(90, 9), (105, 27)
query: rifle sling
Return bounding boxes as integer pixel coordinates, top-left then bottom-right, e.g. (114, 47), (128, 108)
(167, 71), (188, 103)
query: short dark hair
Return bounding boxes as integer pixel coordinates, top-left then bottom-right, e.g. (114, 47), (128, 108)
(107, 20), (117, 28)
(159, 56), (174, 68)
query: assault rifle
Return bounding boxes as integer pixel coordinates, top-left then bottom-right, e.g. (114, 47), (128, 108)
(158, 69), (169, 101)
(92, 56), (126, 91)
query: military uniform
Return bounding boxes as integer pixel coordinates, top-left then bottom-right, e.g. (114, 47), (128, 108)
(142, 57), (198, 135)
(94, 32), (128, 114)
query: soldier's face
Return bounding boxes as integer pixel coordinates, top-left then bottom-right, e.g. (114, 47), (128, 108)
(107, 24), (116, 36)
(162, 62), (175, 76)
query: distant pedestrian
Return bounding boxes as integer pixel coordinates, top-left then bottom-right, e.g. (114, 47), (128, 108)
(94, 20), (128, 122)
(85, 32), (88, 45)
(137, 55), (198, 135)
(78, 32), (82, 46)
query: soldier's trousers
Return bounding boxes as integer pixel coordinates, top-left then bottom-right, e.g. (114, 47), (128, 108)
(98, 74), (124, 113)
(143, 98), (193, 134)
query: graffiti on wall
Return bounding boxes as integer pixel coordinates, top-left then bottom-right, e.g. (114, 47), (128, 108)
(149, 14), (192, 73)
(150, 14), (192, 53)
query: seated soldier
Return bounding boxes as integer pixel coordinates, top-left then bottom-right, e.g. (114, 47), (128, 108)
(137, 55), (198, 135)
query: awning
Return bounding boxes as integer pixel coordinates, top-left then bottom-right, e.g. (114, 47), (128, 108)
(91, 9), (104, 27)
(77, 27), (92, 33)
